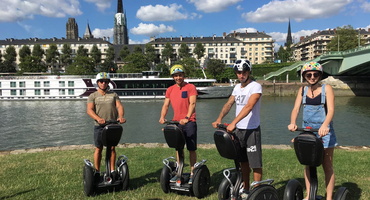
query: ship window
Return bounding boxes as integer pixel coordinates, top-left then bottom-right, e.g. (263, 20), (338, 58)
(44, 81), (50, 87)
(19, 82), (26, 87)
(10, 82), (16, 87)
(35, 90), (41, 95)
(59, 89), (65, 95)
(11, 90), (16, 95)
(68, 89), (74, 95)
(59, 81), (65, 87)
(68, 81), (74, 87)
(35, 81), (41, 87)
(20, 89), (26, 95)
(44, 89), (50, 95)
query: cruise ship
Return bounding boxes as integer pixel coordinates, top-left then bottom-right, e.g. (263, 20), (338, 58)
(0, 72), (233, 100)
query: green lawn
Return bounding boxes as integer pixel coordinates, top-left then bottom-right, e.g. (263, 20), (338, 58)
(0, 146), (368, 200)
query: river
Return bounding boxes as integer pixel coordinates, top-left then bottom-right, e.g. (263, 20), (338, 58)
(0, 96), (369, 151)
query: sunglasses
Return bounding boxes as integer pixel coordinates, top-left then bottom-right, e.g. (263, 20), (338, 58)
(98, 80), (109, 84)
(305, 72), (320, 78)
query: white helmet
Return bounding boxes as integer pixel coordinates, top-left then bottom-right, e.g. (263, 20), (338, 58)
(96, 72), (110, 81)
(233, 59), (252, 72)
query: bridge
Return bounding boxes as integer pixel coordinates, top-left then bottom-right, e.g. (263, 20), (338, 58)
(264, 45), (370, 96)
(264, 45), (370, 80)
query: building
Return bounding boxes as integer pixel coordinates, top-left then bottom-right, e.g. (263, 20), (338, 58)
(149, 31), (274, 66)
(66, 18), (78, 39)
(113, 0), (129, 45)
(292, 28), (370, 61)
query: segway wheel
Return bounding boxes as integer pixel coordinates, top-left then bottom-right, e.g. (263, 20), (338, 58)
(192, 165), (211, 198)
(160, 161), (176, 193)
(333, 187), (349, 200)
(283, 179), (303, 200)
(218, 172), (237, 200)
(248, 185), (279, 200)
(118, 163), (130, 191)
(83, 165), (96, 196)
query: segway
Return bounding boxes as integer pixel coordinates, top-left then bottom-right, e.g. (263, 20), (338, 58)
(214, 124), (278, 200)
(159, 121), (211, 199)
(283, 127), (349, 200)
(83, 120), (129, 196)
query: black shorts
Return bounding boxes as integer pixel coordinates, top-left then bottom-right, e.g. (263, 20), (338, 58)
(178, 121), (197, 151)
(235, 126), (262, 168)
(94, 126), (104, 148)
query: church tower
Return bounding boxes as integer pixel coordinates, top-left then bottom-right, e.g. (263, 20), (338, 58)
(66, 18), (79, 39)
(83, 22), (93, 39)
(285, 19), (293, 47)
(113, 0), (129, 45)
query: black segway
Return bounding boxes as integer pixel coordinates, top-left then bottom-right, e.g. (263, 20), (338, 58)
(159, 121), (211, 199)
(214, 124), (278, 200)
(83, 120), (129, 196)
(283, 127), (349, 200)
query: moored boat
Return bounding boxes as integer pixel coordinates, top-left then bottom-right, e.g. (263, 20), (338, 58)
(0, 72), (233, 100)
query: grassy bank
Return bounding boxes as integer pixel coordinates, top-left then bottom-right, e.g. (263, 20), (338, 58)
(0, 146), (368, 200)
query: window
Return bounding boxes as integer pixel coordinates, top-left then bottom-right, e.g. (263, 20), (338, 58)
(59, 89), (65, 95)
(19, 82), (26, 87)
(68, 81), (74, 87)
(44, 89), (50, 95)
(10, 82), (16, 87)
(35, 89), (41, 95)
(11, 90), (17, 95)
(44, 81), (50, 87)
(59, 81), (65, 87)
(20, 89), (26, 95)
(68, 89), (75, 95)
(35, 81), (41, 87)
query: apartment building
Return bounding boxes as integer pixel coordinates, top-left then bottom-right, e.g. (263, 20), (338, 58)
(292, 28), (370, 61)
(149, 31), (274, 66)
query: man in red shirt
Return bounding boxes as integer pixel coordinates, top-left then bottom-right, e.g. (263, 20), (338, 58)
(159, 64), (198, 184)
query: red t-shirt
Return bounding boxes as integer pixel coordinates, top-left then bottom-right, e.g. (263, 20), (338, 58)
(165, 83), (197, 121)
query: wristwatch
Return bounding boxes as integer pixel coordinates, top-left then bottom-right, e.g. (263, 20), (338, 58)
(185, 116), (189, 119)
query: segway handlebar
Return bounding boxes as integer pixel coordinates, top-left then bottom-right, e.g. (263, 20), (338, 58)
(164, 120), (180, 125)
(295, 127), (319, 132)
(217, 123), (229, 129)
(97, 120), (120, 126)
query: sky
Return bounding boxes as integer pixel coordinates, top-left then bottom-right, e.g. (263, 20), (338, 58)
(1, 0), (370, 50)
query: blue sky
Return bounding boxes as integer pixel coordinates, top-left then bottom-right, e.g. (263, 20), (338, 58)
(1, 0), (370, 49)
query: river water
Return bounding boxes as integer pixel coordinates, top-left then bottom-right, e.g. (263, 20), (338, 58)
(1, 96), (369, 151)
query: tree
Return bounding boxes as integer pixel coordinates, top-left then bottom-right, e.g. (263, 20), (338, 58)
(276, 46), (292, 63)
(60, 44), (73, 70)
(90, 45), (102, 69)
(193, 42), (205, 62)
(77, 45), (88, 57)
(66, 56), (95, 75)
(145, 43), (158, 70)
(327, 25), (363, 52)
(121, 52), (149, 73)
(29, 44), (47, 72)
(162, 42), (174, 65)
(0, 46), (17, 72)
(205, 59), (226, 81)
(101, 46), (115, 72)
(178, 43), (191, 59)
(174, 57), (200, 78)
(19, 46), (31, 63)
(119, 46), (130, 61)
(45, 44), (60, 73)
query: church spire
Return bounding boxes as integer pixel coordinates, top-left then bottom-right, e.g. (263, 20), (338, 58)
(83, 22), (93, 39)
(113, 0), (128, 45)
(285, 19), (293, 47)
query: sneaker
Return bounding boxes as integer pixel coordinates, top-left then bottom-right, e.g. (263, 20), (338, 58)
(240, 189), (249, 200)
(170, 176), (178, 183)
(188, 175), (193, 185)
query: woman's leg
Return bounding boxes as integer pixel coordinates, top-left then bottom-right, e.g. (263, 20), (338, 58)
(322, 147), (335, 200)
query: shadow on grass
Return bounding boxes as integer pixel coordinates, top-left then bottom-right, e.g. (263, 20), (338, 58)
(129, 167), (163, 190)
(0, 188), (37, 200)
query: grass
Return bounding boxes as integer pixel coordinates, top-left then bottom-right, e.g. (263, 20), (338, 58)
(0, 146), (369, 200)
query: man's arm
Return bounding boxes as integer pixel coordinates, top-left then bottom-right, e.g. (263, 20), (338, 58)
(159, 98), (170, 124)
(116, 100), (126, 123)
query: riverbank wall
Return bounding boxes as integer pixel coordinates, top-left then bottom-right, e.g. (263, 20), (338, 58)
(258, 76), (370, 96)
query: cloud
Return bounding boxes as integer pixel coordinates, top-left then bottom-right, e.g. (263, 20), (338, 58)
(188, 0), (242, 13)
(242, 0), (352, 23)
(92, 28), (113, 39)
(232, 27), (258, 33)
(362, 1), (370, 12)
(84, 0), (111, 12)
(130, 23), (176, 37)
(136, 4), (189, 21)
(0, 0), (82, 22)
